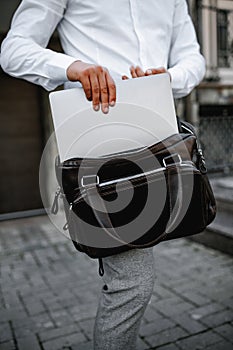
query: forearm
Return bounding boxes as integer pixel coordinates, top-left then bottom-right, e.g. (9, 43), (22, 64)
(1, 35), (76, 91)
(168, 0), (206, 98)
(168, 54), (206, 99)
(0, 0), (76, 91)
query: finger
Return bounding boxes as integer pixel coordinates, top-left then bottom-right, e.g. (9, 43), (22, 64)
(81, 75), (92, 101)
(145, 69), (153, 75)
(105, 71), (116, 108)
(135, 66), (145, 77)
(130, 66), (137, 78)
(97, 68), (109, 114)
(89, 72), (100, 111)
(145, 67), (167, 76)
(122, 75), (129, 80)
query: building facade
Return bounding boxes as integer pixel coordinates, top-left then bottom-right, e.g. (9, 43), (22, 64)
(185, 0), (233, 173)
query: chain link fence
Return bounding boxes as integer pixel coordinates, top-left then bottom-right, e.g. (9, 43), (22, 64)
(199, 112), (233, 173)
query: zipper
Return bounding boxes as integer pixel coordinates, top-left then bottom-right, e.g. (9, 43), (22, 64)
(51, 187), (61, 214)
(71, 162), (197, 206)
(98, 162), (193, 188)
(98, 165), (167, 187)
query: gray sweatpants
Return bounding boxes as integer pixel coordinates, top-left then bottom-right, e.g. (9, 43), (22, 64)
(93, 247), (155, 350)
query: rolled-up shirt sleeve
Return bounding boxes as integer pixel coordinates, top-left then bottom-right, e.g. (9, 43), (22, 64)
(168, 0), (206, 98)
(0, 0), (76, 91)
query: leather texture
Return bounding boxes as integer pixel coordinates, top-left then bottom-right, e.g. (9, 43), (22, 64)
(53, 121), (216, 258)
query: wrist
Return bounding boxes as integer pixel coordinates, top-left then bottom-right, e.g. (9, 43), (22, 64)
(66, 60), (82, 81)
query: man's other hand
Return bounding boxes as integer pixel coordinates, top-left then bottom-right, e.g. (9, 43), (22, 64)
(67, 61), (116, 114)
(122, 66), (170, 80)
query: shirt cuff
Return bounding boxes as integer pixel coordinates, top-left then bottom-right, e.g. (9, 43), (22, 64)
(168, 66), (187, 91)
(46, 52), (77, 83)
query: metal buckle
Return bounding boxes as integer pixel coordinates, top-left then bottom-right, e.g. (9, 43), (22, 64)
(81, 175), (100, 187)
(162, 153), (182, 168)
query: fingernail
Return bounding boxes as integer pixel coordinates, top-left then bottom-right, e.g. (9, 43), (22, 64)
(94, 105), (99, 111)
(103, 107), (109, 114)
(146, 69), (152, 75)
(110, 101), (115, 107)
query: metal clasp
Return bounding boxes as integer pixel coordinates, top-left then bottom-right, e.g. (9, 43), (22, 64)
(81, 175), (100, 187)
(162, 153), (182, 168)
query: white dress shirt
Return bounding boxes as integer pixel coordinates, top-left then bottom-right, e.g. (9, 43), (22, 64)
(0, 0), (205, 98)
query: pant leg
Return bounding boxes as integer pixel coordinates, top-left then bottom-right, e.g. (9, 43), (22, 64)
(93, 247), (155, 350)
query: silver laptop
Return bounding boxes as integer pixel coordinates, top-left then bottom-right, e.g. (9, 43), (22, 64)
(49, 73), (178, 162)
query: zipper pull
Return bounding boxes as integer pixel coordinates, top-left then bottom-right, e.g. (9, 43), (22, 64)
(197, 149), (207, 174)
(63, 203), (73, 230)
(51, 187), (61, 214)
(63, 222), (69, 230)
(62, 204), (72, 231)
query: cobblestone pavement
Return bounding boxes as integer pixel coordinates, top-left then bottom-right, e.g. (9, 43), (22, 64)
(0, 215), (232, 350)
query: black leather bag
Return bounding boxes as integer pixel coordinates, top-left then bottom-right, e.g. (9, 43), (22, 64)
(52, 120), (216, 273)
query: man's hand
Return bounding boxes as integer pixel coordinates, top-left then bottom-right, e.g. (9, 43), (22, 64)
(67, 61), (116, 114)
(122, 66), (170, 80)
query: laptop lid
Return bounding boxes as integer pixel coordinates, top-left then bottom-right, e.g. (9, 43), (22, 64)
(49, 73), (178, 161)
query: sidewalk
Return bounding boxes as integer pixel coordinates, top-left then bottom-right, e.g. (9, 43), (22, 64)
(0, 215), (232, 350)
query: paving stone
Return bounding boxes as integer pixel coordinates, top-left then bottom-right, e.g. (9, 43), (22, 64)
(2, 291), (22, 309)
(188, 302), (226, 320)
(136, 337), (150, 350)
(49, 309), (75, 328)
(25, 300), (46, 316)
(18, 284), (50, 299)
(0, 322), (13, 343)
(56, 296), (78, 309)
(205, 340), (233, 350)
(32, 312), (55, 329)
(139, 318), (175, 337)
(17, 334), (41, 350)
(0, 340), (16, 350)
(200, 309), (233, 327)
(152, 344), (180, 350)
(12, 313), (54, 340)
(171, 313), (207, 334)
(78, 318), (95, 340)
(143, 307), (164, 323)
(71, 304), (98, 322)
(198, 285), (233, 304)
(0, 307), (27, 323)
(180, 290), (212, 307)
(176, 330), (225, 349)
(43, 299), (63, 312)
(171, 280), (210, 294)
(14, 325), (37, 340)
(38, 323), (81, 342)
(153, 297), (194, 317)
(219, 297), (233, 310)
(28, 275), (47, 289)
(71, 341), (93, 350)
(42, 332), (86, 350)
(22, 252), (38, 266)
(213, 323), (233, 343)
(153, 285), (176, 300)
(146, 326), (188, 347)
